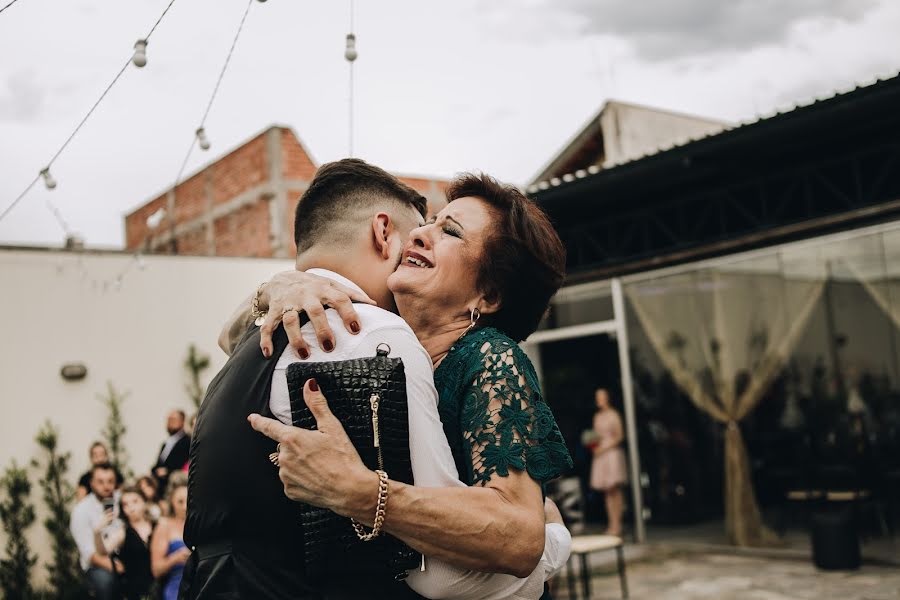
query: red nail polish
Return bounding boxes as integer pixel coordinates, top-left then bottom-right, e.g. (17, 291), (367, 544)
(323, 339), (334, 352)
(308, 378), (319, 392)
(350, 321), (360, 333)
(298, 348), (309, 360)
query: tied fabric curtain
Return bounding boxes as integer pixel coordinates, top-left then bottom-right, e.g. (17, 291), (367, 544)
(625, 267), (824, 546)
(839, 258), (900, 330)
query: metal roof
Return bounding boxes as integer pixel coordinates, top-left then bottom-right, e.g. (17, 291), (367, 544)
(527, 71), (900, 197)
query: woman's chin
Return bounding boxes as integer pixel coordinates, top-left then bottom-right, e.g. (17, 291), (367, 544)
(388, 264), (424, 291)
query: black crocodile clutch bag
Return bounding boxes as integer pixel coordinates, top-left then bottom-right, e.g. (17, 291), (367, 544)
(286, 345), (421, 582)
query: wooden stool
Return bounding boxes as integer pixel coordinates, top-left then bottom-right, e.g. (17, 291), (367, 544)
(565, 534), (628, 599)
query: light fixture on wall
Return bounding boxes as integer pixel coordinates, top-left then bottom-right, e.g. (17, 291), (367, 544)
(60, 363), (88, 381)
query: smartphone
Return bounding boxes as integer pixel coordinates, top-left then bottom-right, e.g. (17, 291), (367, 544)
(101, 497), (116, 513)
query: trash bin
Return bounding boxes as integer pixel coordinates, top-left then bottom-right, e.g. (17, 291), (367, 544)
(811, 508), (860, 570)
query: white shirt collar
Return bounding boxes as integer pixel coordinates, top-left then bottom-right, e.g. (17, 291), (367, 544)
(304, 268), (366, 296)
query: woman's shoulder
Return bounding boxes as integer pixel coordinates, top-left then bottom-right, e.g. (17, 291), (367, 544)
(457, 327), (531, 366)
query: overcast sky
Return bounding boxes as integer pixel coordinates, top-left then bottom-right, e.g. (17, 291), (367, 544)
(1, 0), (898, 248)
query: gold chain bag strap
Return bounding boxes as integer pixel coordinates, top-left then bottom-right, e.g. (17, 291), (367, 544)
(285, 344), (420, 582)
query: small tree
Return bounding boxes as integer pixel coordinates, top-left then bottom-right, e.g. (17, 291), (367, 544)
(34, 422), (85, 600)
(98, 382), (132, 478)
(185, 343), (210, 409)
(0, 461), (37, 600)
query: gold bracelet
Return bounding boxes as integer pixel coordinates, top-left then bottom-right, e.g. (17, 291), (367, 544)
(251, 282), (267, 326)
(351, 470), (389, 541)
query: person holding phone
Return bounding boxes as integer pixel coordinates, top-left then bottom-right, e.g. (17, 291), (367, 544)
(69, 463), (121, 600)
(93, 484), (156, 600)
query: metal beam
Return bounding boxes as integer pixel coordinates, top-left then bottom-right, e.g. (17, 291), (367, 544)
(612, 278), (645, 543)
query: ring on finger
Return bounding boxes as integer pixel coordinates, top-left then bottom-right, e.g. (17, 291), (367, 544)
(281, 306), (300, 317)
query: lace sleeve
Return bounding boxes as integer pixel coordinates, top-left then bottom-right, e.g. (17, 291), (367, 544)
(461, 338), (572, 486)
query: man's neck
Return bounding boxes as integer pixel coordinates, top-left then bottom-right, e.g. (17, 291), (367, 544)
(296, 252), (395, 312)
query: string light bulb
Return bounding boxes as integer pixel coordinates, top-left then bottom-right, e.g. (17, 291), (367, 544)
(40, 167), (57, 190)
(344, 33), (358, 62)
(146, 207), (166, 229)
(132, 39), (148, 68)
(196, 127), (211, 151)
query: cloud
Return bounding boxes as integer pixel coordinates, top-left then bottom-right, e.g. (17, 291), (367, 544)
(0, 70), (46, 121)
(531, 0), (877, 59)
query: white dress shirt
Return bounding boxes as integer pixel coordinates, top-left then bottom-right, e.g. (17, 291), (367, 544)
(69, 492), (121, 571)
(269, 269), (571, 600)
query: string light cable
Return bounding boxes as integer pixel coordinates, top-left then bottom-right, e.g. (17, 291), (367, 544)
(0, 0), (22, 16)
(345, 0), (357, 157)
(0, 0), (179, 226)
(80, 0), (259, 291)
(169, 0), (256, 222)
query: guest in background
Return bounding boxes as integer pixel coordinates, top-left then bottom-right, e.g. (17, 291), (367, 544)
(76, 442), (123, 500)
(151, 473), (190, 600)
(93, 484), (155, 600)
(152, 410), (190, 492)
(137, 475), (163, 521)
(590, 388), (628, 536)
(70, 464), (121, 600)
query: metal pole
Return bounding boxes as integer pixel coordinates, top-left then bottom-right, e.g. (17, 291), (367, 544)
(611, 277), (645, 542)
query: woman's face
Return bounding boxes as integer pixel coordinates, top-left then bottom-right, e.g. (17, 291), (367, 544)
(170, 487), (188, 519)
(120, 492), (146, 523)
(139, 479), (155, 500)
(388, 196), (494, 318)
(595, 389), (609, 409)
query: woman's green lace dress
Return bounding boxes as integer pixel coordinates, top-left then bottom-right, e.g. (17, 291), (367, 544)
(433, 326), (572, 488)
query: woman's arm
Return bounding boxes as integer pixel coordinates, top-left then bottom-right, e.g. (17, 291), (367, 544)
(218, 270), (372, 356)
(252, 392), (545, 577)
(150, 519), (176, 579)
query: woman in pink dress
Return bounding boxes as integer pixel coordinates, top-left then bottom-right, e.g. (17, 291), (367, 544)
(589, 388), (627, 536)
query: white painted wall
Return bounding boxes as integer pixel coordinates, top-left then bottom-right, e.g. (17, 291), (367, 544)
(0, 247), (292, 585)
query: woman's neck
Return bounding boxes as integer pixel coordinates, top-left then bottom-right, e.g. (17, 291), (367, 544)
(129, 516), (149, 528)
(402, 309), (472, 367)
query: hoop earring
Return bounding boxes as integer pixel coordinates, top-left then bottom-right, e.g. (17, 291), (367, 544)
(465, 307), (481, 334)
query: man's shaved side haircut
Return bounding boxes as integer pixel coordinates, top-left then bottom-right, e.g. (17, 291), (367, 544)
(293, 159), (427, 254)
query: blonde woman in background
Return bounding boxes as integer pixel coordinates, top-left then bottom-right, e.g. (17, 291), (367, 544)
(589, 388), (627, 536)
(151, 473), (190, 600)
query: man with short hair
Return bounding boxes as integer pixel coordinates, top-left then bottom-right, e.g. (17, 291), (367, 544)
(76, 441), (123, 500)
(70, 463), (120, 600)
(153, 409), (190, 492)
(182, 159), (568, 599)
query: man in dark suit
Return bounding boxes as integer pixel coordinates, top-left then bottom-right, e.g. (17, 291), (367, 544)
(153, 409), (190, 493)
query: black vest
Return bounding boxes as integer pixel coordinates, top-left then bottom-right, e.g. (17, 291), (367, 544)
(182, 325), (422, 600)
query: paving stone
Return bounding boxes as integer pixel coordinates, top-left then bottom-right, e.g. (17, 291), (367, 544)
(556, 550), (900, 599)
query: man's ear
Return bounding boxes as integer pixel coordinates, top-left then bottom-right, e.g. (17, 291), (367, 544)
(371, 212), (393, 260)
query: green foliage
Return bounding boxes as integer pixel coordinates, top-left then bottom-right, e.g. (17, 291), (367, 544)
(33, 423), (86, 600)
(185, 343), (211, 409)
(98, 382), (132, 478)
(0, 461), (37, 600)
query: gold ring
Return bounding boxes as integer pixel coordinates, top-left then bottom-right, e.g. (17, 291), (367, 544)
(281, 306), (299, 317)
(276, 443), (282, 453)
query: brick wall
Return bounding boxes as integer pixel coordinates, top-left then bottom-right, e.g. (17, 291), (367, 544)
(124, 125), (448, 258)
(213, 198), (272, 257)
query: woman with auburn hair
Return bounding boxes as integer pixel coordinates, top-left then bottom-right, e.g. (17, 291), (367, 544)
(239, 172), (573, 599)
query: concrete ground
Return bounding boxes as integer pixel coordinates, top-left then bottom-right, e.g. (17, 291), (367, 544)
(553, 548), (900, 600)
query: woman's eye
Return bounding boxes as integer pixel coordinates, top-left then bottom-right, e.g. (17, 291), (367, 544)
(443, 226), (462, 238)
